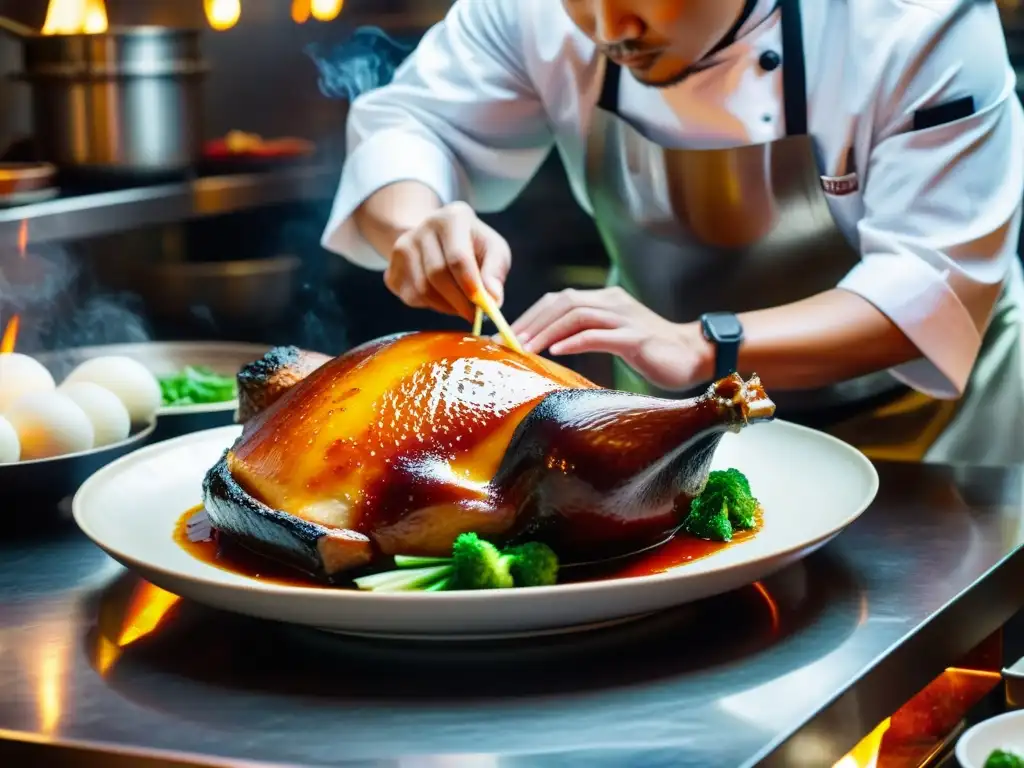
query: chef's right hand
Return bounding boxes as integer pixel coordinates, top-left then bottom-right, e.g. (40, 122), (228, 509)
(384, 201), (511, 321)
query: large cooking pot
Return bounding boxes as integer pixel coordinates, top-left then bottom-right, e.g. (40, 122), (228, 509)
(4, 19), (207, 175)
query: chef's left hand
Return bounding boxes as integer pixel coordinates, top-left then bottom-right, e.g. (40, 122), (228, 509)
(511, 287), (715, 391)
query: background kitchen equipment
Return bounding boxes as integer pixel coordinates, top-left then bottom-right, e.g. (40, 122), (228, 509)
(138, 255), (301, 330)
(0, 160), (56, 204)
(1, 17), (207, 178)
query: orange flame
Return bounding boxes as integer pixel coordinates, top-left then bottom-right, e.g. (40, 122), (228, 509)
(94, 582), (183, 676)
(42, 0), (108, 35)
(751, 581), (780, 634)
(1, 315), (19, 355)
(117, 582), (182, 646)
(17, 220), (27, 256)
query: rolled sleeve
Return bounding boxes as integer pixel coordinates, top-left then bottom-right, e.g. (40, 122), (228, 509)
(320, 0), (554, 268)
(838, 5), (1024, 399)
(321, 128), (463, 270)
(838, 248), (983, 397)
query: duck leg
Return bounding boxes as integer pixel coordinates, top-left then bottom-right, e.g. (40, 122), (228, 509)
(493, 374), (775, 560)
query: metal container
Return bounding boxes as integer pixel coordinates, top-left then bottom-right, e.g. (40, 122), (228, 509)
(12, 26), (208, 174)
(138, 255), (302, 330)
(0, 421), (156, 532)
(36, 341), (273, 444)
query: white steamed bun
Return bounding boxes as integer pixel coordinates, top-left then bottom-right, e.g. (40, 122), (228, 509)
(6, 391), (94, 460)
(0, 414), (19, 463)
(0, 353), (55, 412)
(63, 356), (160, 425)
(60, 381), (131, 448)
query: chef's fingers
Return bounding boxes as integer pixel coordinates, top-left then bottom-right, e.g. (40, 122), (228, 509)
(509, 292), (559, 342)
(548, 326), (638, 357)
(523, 307), (622, 354)
(475, 221), (511, 307)
(512, 288), (599, 343)
(433, 202), (486, 304)
(419, 229), (477, 320)
(386, 237), (451, 314)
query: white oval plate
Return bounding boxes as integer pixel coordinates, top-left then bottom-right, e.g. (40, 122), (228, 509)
(73, 420), (878, 638)
(957, 711), (1024, 768)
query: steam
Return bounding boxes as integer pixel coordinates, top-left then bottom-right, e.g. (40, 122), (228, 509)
(305, 26), (415, 101)
(0, 244), (151, 354)
(67, 293), (150, 348)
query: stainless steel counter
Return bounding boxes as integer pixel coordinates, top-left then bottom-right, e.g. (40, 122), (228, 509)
(1, 460), (1024, 768)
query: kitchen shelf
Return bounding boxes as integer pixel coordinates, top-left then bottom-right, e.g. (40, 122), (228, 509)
(0, 164), (339, 250)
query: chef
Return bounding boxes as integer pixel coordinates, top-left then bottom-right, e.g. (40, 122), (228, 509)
(321, 0), (1024, 466)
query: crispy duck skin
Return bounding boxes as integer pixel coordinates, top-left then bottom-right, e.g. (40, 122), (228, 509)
(202, 332), (775, 581)
(235, 346), (332, 424)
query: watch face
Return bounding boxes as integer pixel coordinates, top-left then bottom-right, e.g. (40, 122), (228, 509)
(705, 313), (743, 341)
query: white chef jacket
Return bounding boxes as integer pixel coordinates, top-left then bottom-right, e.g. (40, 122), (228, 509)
(321, 0), (1024, 402)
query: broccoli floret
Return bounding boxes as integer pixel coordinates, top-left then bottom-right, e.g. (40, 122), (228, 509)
(985, 749), (1024, 768)
(683, 493), (734, 542)
(450, 533), (515, 589)
(682, 468), (760, 542)
(717, 467), (752, 496)
(505, 541), (559, 587)
(353, 533), (560, 592)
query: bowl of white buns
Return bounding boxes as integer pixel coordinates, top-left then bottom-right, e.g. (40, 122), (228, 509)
(0, 350), (161, 524)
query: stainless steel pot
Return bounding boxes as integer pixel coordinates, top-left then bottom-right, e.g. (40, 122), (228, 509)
(138, 256), (302, 330)
(9, 25), (208, 175)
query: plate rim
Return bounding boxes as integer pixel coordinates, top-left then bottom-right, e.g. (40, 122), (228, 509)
(72, 420), (879, 603)
(955, 709), (1024, 766)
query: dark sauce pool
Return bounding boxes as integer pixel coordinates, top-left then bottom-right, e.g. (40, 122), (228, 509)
(174, 505), (760, 587)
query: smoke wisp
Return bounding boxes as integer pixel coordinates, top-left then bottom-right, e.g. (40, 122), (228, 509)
(305, 26), (415, 102)
(0, 244), (152, 354)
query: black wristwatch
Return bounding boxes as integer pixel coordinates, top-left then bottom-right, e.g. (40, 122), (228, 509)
(699, 312), (744, 380)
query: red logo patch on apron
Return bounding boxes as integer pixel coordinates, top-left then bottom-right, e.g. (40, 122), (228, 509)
(821, 173), (860, 196)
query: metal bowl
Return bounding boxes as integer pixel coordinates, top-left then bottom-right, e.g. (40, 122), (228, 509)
(0, 420), (156, 533)
(35, 341), (272, 443)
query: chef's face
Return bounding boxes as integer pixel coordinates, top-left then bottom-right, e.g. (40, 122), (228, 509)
(562, 0), (746, 87)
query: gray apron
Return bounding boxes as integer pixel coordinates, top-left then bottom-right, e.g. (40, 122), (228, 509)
(583, 0), (1024, 465)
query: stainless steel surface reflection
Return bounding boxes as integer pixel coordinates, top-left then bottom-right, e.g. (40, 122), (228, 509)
(0, 462), (1023, 767)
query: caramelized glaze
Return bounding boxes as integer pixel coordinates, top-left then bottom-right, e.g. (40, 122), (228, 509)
(175, 505), (761, 587)
(227, 333), (597, 554)
(203, 331), (775, 578)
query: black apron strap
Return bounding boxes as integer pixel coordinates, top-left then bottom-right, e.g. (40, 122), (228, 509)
(597, 58), (622, 115)
(596, 0), (808, 136)
(779, 0), (808, 136)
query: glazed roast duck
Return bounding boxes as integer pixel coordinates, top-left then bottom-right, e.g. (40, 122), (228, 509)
(202, 331), (776, 582)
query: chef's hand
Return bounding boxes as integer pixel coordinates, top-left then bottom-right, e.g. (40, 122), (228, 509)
(512, 287), (715, 390)
(384, 201), (511, 321)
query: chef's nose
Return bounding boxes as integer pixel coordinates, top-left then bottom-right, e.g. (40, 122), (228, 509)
(593, 0), (644, 44)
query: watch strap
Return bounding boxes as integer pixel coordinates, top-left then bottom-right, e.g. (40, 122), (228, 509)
(700, 312), (744, 380)
(714, 339), (740, 380)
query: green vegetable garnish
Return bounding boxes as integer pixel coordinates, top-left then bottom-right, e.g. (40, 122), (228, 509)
(353, 532), (559, 592)
(682, 467), (760, 543)
(986, 748), (1024, 768)
(158, 366), (237, 406)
